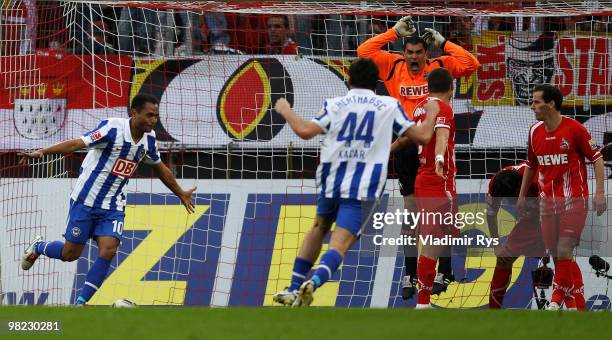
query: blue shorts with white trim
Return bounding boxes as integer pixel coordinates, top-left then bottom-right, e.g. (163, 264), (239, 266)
(64, 199), (125, 244)
(316, 196), (374, 236)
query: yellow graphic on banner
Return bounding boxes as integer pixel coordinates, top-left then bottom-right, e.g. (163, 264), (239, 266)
(431, 203), (524, 308)
(90, 204), (209, 305)
(52, 82), (64, 96)
(129, 59), (166, 104)
(263, 205), (340, 307)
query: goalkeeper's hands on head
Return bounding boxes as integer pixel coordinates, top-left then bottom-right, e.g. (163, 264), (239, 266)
(421, 28), (446, 48)
(393, 16), (416, 38)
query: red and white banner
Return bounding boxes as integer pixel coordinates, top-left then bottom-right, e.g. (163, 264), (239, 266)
(464, 31), (612, 107)
(1, 49), (609, 151)
(0, 53), (131, 150)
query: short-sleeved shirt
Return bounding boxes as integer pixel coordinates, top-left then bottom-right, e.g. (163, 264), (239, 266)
(526, 116), (602, 199)
(413, 97), (456, 194)
(312, 88), (414, 200)
(71, 118), (161, 211)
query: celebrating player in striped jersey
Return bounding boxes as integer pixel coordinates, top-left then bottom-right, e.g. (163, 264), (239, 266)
(272, 58), (438, 307)
(19, 94), (196, 306)
(518, 84), (606, 310)
(486, 162), (545, 309)
(358, 16), (480, 299)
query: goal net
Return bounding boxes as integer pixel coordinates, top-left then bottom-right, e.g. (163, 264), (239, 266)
(1, 0), (610, 309)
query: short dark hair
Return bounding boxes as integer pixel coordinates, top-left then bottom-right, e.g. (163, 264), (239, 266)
(269, 15), (289, 29)
(533, 84), (563, 110)
(404, 35), (429, 51)
(131, 94), (159, 111)
(427, 68), (453, 93)
(491, 169), (523, 198)
(348, 58), (379, 91)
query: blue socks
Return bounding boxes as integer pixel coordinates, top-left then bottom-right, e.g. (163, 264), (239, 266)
(289, 257), (314, 291)
(311, 249), (343, 289)
(76, 257), (111, 305)
(35, 241), (64, 260)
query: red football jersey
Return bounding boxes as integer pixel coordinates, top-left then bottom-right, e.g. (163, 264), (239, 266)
(413, 97), (456, 195)
(487, 162), (539, 215)
(526, 117), (602, 199)
(488, 162), (538, 197)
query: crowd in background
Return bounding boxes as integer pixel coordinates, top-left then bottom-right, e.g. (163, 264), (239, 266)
(1, 1), (611, 57)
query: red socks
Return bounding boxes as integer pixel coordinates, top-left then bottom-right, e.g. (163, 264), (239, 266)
(552, 259), (574, 307)
(417, 255), (437, 305)
(489, 267), (512, 309)
(570, 260), (585, 310)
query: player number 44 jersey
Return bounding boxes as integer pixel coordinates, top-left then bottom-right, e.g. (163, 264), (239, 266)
(311, 88), (414, 200)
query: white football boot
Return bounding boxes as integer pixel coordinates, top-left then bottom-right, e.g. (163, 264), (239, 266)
(21, 235), (43, 270)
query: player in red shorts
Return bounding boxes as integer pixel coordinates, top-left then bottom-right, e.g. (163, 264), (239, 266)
(408, 68), (457, 308)
(518, 84), (607, 311)
(486, 162), (545, 309)
(359, 17), (480, 299)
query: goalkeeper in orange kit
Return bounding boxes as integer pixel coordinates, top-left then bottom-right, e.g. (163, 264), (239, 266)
(357, 16), (480, 300)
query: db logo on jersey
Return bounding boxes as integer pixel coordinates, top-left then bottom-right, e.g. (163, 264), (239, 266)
(112, 158), (137, 177)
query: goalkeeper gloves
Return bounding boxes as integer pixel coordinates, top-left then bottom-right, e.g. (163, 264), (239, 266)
(421, 28), (446, 48)
(393, 16), (416, 38)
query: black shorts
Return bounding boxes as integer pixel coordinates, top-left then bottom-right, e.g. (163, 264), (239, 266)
(396, 143), (419, 196)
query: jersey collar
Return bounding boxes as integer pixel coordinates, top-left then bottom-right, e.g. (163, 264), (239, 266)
(124, 118), (144, 144)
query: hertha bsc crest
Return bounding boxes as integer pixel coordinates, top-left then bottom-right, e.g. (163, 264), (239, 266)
(13, 98), (67, 139)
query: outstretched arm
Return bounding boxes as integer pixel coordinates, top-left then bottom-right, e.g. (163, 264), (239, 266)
(274, 98), (322, 140)
(152, 162), (196, 214)
(400, 100), (438, 146)
(18, 138), (86, 164)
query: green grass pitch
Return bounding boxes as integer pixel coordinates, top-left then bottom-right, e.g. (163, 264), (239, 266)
(1, 306), (610, 339)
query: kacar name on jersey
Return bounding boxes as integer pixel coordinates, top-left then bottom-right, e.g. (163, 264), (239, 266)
(537, 154), (569, 166)
(338, 148), (367, 160)
(335, 95), (388, 111)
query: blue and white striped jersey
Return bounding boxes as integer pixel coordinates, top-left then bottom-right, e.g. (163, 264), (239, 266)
(311, 88), (414, 200)
(70, 118), (161, 211)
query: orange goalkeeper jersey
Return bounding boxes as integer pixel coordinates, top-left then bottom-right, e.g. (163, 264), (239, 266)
(357, 29), (480, 119)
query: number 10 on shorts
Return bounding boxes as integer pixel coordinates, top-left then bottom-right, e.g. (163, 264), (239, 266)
(112, 220), (124, 235)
